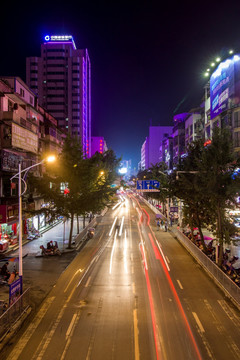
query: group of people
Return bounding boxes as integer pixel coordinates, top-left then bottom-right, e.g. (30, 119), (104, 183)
(47, 240), (59, 251)
(156, 219), (168, 232)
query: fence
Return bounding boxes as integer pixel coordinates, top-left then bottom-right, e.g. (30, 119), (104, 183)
(0, 287), (30, 340)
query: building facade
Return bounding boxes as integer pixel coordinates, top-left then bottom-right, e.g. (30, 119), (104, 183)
(91, 136), (108, 156)
(0, 77), (65, 249)
(26, 35), (91, 157)
(141, 126), (172, 170)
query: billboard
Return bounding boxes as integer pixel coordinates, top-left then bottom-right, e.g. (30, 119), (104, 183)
(12, 123), (38, 154)
(210, 55), (240, 119)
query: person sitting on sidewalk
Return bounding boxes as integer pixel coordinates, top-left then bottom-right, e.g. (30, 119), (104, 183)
(0, 262), (10, 280)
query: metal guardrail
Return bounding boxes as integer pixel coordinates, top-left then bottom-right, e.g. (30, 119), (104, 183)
(172, 228), (240, 306)
(0, 287), (30, 340)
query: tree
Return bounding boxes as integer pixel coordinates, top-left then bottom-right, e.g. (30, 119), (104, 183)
(28, 138), (120, 248)
(200, 127), (240, 265)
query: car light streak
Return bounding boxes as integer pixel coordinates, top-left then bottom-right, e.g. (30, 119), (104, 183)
(154, 242), (202, 359)
(137, 202), (202, 360)
(109, 230), (117, 274)
(64, 268), (84, 293)
(124, 229), (128, 273)
(119, 216), (124, 236)
(137, 222), (148, 270)
(156, 239), (170, 272)
(145, 265), (161, 360)
(112, 201), (121, 210)
(109, 216), (118, 236)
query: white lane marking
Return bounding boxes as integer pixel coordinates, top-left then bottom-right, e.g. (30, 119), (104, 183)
(192, 312), (205, 333)
(119, 216), (125, 236)
(204, 299), (240, 357)
(109, 216), (118, 236)
(61, 312), (81, 360)
(177, 280), (183, 289)
(217, 300), (240, 327)
(85, 276), (91, 287)
(66, 313), (78, 339)
(33, 305), (67, 360)
(6, 297), (55, 360)
(156, 241), (170, 271)
(109, 230), (117, 274)
(133, 309), (140, 360)
(165, 255), (170, 263)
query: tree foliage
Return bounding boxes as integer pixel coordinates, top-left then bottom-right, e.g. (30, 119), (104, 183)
(28, 136), (120, 248)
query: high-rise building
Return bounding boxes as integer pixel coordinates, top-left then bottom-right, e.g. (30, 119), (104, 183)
(141, 126), (172, 170)
(91, 136), (108, 155)
(26, 35), (91, 157)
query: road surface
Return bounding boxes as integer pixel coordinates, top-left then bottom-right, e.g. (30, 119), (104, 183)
(3, 194), (240, 359)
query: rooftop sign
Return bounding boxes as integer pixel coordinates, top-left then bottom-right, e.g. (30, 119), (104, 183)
(44, 35), (76, 49)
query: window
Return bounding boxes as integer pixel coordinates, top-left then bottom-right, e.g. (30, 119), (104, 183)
(47, 71), (65, 75)
(234, 131), (240, 147)
(20, 88), (25, 97)
(234, 111), (240, 128)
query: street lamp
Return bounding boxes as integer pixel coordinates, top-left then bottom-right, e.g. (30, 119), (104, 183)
(10, 155), (56, 292)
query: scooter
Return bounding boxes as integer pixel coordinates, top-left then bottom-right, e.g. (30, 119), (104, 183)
(40, 243), (61, 256)
(87, 228), (95, 240)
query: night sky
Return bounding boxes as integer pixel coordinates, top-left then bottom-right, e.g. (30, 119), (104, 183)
(2, 0), (240, 168)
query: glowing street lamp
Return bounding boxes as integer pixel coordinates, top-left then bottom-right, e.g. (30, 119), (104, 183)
(10, 155), (56, 293)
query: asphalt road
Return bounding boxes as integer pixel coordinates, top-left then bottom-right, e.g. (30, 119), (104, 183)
(2, 194), (240, 360)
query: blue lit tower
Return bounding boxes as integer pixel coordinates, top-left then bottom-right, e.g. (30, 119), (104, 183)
(26, 35), (91, 157)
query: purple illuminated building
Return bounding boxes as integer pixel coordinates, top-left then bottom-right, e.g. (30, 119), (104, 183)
(91, 136), (108, 155)
(141, 126), (172, 170)
(26, 35), (91, 157)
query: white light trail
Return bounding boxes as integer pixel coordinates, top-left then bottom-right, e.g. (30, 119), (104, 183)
(119, 216), (124, 236)
(109, 230), (117, 274)
(109, 217), (118, 236)
(124, 229), (128, 273)
(112, 201), (121, 210)
(156, 241), (170, 271)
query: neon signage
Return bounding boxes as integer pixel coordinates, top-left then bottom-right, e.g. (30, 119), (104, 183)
(44, 35), (73, 42)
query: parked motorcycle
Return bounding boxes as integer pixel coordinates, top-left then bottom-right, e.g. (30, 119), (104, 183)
(40, 241), (61, 256)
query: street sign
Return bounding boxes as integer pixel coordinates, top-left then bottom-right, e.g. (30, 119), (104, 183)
(136, 180), (160, 192)
(170, 206), (178, 213)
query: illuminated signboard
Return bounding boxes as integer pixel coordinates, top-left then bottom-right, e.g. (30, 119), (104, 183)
(210, 55), (240, 119)
(12, 123), (38, 154)
(44, 35), (76, 49)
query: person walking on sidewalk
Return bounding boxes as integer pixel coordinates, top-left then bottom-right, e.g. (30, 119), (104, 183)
(157, 220), (160, 231)
(164, 220), (168, 232)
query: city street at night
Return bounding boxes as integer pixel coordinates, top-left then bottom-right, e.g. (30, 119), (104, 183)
(2, 194), (240, 360)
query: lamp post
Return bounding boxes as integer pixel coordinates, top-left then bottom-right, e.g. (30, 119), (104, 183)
(157, 171), (170, 224)
(10, 155), (56, 292)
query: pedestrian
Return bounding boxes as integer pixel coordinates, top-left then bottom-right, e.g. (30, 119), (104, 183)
(157, 220), (160, 231)
(161, 219), (164, 230)
(165, 220), (168, 232)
